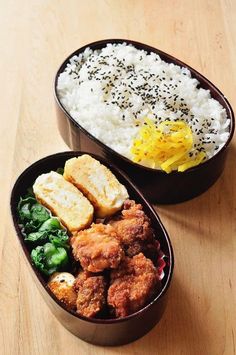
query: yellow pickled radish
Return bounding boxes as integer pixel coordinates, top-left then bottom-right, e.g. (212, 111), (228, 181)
(177, 151), (205, 172)
(130, 119), (206, 173)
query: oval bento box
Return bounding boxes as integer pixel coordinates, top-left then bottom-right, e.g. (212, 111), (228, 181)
(54, 39), (234, 204)
(10, 151), (174, 346)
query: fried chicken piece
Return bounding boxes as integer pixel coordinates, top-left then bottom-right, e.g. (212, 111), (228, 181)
(107, 253), (159, 318)
(109, 200), (157, 258)
(74, 270), (106, 318)
(70, 223), (124, 272)
(48, 272), (77, 311)
(126, 239), (160, 260)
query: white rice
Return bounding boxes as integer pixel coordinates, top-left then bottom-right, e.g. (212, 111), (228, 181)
(57, 43), (230, 168)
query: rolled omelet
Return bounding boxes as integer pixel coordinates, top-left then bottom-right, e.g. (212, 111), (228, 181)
(33, 171), (94, 232)
(63, 155), (129, 218)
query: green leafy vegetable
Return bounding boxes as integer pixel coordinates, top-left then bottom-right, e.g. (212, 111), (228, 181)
(18, 196), (50, 227)
(31, 246), (46, 273)
(23, 220), (42, 234)
(24, 230), (48, 244)
(18, 192), (70, 277)
(44, 243), (68, 269)
(48, 229), (69, 249)
(31, 204), (50, 223)
(38, 217), (62, 232)
(19, 202), (32, 221)
(18, 197), (37, 222)
(25, 228), (69, 248)
(56, 167), (64, 175)
(31, 243), (68, 276)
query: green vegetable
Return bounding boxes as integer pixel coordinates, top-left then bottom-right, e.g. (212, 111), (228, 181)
(38, 217), (62, 231)
(31, 204), (50, 223)
(18, 197), (37, 222)
(44, 243), (68, 269)
(18, 192), (70, 277)
(48, 229), (69, 249)
(25, 228), (69, 248)
(23, 220), (42, 234)
(24, 230), (48, 244)
(56, 167), (64, 175)
(31, 246), (46, 273)
(31, 243), (68, 275)
(18, 196), (50, 230)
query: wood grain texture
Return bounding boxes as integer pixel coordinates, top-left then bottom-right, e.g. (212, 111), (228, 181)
(0, 0), (235, 354)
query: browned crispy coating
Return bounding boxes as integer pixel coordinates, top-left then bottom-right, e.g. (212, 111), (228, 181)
(107, 253), (158, 318)
(70, 223), (124, 272)
(74, 270), (106, 317)
(48, 273), (77, 311)
(125, 239), (160, 260)
(109, 200), (157, 258)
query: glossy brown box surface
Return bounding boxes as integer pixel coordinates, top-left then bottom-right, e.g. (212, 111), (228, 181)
(54, 39), (235, 204)
(10, 151), (174, 346)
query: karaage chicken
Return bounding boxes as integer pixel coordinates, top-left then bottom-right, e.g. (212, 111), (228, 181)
(70, 223), (124, 272)
(107, 253), (159, 317)
(109, 200), (158, 259)
(74, 270), (106, 317)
